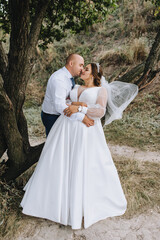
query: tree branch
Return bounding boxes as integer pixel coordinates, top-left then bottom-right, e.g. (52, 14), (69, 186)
(143, 28), (160, 73)
(0, 41), (8, 79)
(136, 29), (160, 85)
(28, 0), (50, 50)
(5, 0), (30, 104)
(1, 143), (44, 182)
(116, 63), (145, 83)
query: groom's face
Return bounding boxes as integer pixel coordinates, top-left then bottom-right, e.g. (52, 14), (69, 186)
(71, 56), (84, 77)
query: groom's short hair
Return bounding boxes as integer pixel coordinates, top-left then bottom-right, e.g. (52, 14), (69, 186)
(66, 53), (80, 64)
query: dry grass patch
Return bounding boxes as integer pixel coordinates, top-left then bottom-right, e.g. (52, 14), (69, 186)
(99, 37), (149, 66)
(130, 37), (149, 62)
(0, 181), (23, 238)
(25, 80), (44, 108)
(23, 107), (45, 138)
(115, 158), (160, 218)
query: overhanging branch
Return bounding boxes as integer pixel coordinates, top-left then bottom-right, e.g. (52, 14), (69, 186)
(116, 63), (145, 83)
(28, 0), (50, 50)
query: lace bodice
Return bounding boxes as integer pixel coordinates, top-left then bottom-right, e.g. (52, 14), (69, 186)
(69, 85), (108, 120)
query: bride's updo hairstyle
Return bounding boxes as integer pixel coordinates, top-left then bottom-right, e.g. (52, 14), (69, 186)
(91, 63), (103, 87)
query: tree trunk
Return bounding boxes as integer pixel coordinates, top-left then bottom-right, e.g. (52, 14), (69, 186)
(0, 0), (50, 182)
(116, 29), (160, 86)
(0, 131), (7, 158)
(1, 143), (44, 181)
(116, 63), (145, 83)
(136, 28), (160, 86)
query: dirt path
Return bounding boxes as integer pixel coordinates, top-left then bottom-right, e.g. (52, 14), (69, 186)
(13, 210), (160, 240)
(30, 137), (160, 163)
(108, 144), (160, 163)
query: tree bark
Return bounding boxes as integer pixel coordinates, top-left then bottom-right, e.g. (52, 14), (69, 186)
(115, 29), (160, 86)
(136, 28), (160, 86)
(1, 143), (44, 182)
(0, 76), (7, 158)
(116, 63), (145, 83)
(0, 84), (25, 169)
(0, 130), (7, 158)
(0, 0), (50, 181)
(0, 42), (8, 79)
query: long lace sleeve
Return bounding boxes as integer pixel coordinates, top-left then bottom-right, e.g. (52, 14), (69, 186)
(86, 87), (107, 120)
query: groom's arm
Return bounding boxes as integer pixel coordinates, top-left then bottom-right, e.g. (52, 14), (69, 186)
(52, 77), (69, 113)
(52, 77), (85, 122)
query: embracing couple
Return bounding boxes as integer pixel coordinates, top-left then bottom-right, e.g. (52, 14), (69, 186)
(21, 53), (138, 229)
(41, 53), (97, 136)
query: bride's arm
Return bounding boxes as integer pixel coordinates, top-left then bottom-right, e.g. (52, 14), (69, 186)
(64, 87), (107, 118)
(86, 87), (107, 120)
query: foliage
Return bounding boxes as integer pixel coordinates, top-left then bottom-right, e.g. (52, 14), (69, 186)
(146, 0), (160, 7)
(0, 0), (118, 49)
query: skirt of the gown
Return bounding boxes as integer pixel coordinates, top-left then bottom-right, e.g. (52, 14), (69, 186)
(20, 115), (127, 229)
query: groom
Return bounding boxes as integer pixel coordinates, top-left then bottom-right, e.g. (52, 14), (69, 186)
(41, 53), (94, 136)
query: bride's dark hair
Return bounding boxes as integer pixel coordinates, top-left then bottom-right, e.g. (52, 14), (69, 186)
(90, 63), (103, 86)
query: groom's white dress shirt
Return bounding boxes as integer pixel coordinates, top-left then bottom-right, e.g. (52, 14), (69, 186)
(42, 66), (85, 122)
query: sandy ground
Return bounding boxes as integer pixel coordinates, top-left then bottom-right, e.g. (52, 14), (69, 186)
(108, 144), (160, 163)
(2, 139), (160, 240)
(13, 210), (160, 240)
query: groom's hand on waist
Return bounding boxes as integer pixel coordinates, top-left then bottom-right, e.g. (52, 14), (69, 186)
(64, 105), (78, 117)
(82, 116), (94, 127)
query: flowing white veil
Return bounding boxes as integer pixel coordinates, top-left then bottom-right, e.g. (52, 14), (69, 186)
(101, 76), (138, 126)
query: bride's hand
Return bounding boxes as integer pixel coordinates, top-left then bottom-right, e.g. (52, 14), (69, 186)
(81, 102), (87, 107)
(82, 115), (94, 127)
(64, 105), (78, 117)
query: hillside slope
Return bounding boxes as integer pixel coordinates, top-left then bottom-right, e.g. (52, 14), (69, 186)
(25, 0), (160, 151)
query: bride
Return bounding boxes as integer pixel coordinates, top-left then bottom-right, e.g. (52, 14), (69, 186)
(21, 63), (138, 229)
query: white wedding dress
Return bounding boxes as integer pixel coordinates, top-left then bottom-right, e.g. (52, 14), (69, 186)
(21, 85), (127, 229)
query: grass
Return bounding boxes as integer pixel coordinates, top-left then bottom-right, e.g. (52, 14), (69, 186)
(104, 84), (160, 151)
(0, 181), (23, 238)
(104, 107), (159, 151)
(98, 37), (149, 66)
(114, 158), (160, 218)
(23, 107), (45, 138)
